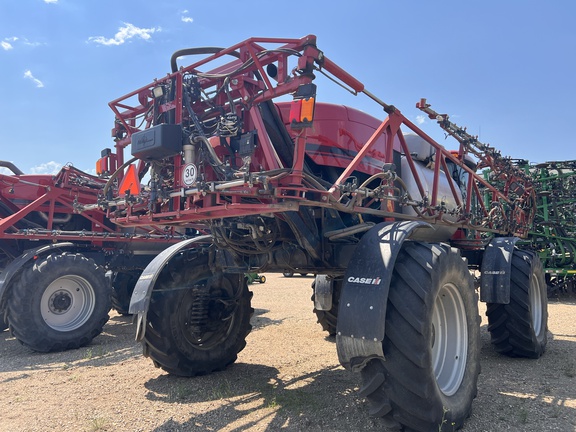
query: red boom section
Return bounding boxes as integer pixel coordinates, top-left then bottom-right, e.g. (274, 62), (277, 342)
(96, 35), (534, 242)
(0, 165), (184, 245)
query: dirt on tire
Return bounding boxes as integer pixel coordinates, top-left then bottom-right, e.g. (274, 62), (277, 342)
(1, 274), (575, 431)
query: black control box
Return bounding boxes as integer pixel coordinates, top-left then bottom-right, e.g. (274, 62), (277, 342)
(131, 124), (182, 160)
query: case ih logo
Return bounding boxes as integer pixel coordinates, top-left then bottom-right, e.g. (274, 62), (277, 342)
(348, 276), (382, 285)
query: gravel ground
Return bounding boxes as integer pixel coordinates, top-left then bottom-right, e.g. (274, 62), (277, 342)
(1, 274), (575, 432)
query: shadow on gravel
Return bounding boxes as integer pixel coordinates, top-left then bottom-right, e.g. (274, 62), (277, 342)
(0, 313), (140, 374)
(474, 305), (576, 431)
(144, 363), (371, 431)
(250, 308), (284, 330)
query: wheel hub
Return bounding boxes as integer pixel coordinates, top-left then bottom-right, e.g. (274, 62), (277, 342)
(40, 275), (96, 331)
(49, 290), (73, 313)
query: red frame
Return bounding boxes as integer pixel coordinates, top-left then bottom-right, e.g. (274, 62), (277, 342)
(0, 166), (182, 244)
(101, 35), (534, 240)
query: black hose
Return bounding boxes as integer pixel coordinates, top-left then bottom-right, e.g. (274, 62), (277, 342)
(0, 160), (24, 175)
(170, 47), (241, 73)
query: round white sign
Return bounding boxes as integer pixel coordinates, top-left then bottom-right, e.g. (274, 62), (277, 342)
(182, 163), (197, 186)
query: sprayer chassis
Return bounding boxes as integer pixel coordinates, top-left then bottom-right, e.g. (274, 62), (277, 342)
(100, 35), (547, 432)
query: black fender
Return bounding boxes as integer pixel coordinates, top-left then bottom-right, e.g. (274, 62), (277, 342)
(0, 243), (76, 319)
(480, 237), (520, 304)
(129, 235), (212, 340)
(336, 221), (431, 372)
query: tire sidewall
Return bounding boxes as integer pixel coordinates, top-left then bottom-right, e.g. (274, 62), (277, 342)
(526, 252), (548, 350)
(430, 250), (481, 427)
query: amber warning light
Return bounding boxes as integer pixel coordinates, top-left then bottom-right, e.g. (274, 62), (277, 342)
(289, 83), (316, 130)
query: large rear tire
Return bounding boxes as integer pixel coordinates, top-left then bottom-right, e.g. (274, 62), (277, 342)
(142, 252), (253, 376)
(486, 250), (548, 358)
(360, 242), (480, 432)
(7, 253), (110, 352)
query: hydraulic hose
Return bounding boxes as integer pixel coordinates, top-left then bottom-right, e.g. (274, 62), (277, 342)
(0, 160), (24, 175)
(170, 48), (240, 73)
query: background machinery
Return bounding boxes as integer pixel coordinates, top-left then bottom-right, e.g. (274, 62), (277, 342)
(86, 35), (547, 431)
(0, 162), (183, 352)
(523, 160), (576, 294)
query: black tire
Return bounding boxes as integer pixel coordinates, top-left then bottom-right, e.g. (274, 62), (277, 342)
(142, 252), (253, 376)
(311, 277), (341, 336)
(111, 271), (140, 315)
(7, 253), (110, 352)
(283, 272), (294, 277)
(259, 275), (266, 283)
(360, 242), (480, 432)
(486, 249), (548, 358)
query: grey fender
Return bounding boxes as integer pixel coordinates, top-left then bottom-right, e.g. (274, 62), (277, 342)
(480, 237), (520, 304)
(129, 235), (212, 341)
(0, 242), (76, 308)
(336, 220), (431, 372)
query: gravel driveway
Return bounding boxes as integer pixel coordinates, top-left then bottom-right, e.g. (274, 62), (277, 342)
(1, 274), (575, 431)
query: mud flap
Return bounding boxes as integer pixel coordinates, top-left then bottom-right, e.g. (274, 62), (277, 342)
(336, 221), (431, 372)
(480, 237), (519, 304)
(129, 235), (212, 341)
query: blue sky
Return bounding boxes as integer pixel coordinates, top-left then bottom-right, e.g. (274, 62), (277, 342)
(0, 0), (574, 174)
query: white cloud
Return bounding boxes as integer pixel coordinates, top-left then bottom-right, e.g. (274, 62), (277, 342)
(88, 22), (160, 46)
(44, 0), (58, 3)
(416, 115), (426, 125)
(23, 39), (43, 47)
(30, 161), (62, 175)
(1, 37), (18, 50)
(2, 37), (43, 50)
(23, 70), (44, 88)
(181, 10), (193, 23)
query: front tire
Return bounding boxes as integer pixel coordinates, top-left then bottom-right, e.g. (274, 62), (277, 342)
(360, 242), (480, 432)
(7, 252), (110, 352)
(142, 252), (253, 376)
(486, 250), (548, 358)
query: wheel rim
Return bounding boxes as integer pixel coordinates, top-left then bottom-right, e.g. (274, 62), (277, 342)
(40, 275), (96, 331)
(530, 272), (543, 336)
(431, 282), (468, 396)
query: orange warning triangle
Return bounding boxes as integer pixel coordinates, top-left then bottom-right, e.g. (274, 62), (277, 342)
(119, 164), (141, 196)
